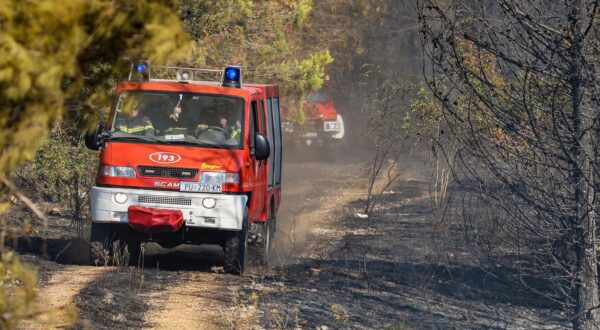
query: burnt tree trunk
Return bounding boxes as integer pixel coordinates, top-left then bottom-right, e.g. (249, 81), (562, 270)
(569, 1), (599, 328)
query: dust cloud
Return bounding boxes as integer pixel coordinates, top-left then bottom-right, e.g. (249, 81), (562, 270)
(270, 136), (368, 266)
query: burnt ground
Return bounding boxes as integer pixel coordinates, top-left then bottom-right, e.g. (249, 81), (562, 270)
(8, 148), (565, 329)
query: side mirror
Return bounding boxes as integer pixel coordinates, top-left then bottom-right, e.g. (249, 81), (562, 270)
(254, 133), (270, 160)
(84, 123), (104, 150)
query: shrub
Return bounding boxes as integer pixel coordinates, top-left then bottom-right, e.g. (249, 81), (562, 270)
(32, 125), (97, 235)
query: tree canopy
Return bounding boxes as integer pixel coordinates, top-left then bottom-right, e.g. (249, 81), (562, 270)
(0, 0), (189, 177)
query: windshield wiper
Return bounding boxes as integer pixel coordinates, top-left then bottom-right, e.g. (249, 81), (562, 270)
(167, 140), (215, 147)
(108, 136), (171, 145)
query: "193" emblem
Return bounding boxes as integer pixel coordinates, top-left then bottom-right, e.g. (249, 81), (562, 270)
(149, 152), (181, 164)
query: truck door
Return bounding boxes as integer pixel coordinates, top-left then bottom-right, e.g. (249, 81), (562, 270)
(249, 98), (268, 221)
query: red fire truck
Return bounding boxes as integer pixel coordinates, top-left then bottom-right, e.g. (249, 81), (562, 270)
(85, 63), (283, 274)
(281, 90), (344, 160)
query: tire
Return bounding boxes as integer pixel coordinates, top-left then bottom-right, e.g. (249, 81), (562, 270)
(111, 227), (144, 266)
(257, 215), (275, 266)
(224, 207), (249, 275)
(90, 223), (142, 266)
(90, 222), (112, 266)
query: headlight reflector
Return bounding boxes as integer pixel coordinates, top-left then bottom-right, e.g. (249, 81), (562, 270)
(202, 197), (217, 209)
(114, 193), (128, 204)
(100, 166), (136, 178)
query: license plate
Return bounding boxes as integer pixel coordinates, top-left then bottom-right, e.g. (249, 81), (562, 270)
(324, 122), (341, 131)
(180, 182), (222, 193)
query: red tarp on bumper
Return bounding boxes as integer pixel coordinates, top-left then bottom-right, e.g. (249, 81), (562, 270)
(128, 206), (184, 233)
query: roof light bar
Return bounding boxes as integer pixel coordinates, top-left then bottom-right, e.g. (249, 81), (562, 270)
(127, 63), (244, 85)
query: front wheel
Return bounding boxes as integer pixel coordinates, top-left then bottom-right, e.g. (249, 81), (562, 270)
(90, 223), (143, 266)
(224, 207), (249, 275)
(90, 222), (113, 266)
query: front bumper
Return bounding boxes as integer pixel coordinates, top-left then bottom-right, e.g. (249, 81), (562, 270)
(91, 186), (247, 231)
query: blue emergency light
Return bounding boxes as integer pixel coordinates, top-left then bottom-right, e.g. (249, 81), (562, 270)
(135, 62), (148, 73)
(222, 66), (242, 88)
(131, 61), (150, 81)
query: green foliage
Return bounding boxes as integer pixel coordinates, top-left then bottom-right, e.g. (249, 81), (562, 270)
(407, 84), (443, 140)
(0, 0), (189, 175)
(0, 252), (36, 329)
(0, 251), (37, 329)
(178, 0), (335, 121)
(0, 1), (189, 327)
(277, 51), (334, 124)
(33, 127), (95, 202)
(283, 0), (313, 26)
(293, 51), (335, 94)
(32, 125), (97, 231)
(0, 251), (76, 329)
(180, 0), (253, 41)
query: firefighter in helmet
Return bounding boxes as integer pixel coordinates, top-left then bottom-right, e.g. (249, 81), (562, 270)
(162, 100), (188, 135)
(114, 100), (154, 136)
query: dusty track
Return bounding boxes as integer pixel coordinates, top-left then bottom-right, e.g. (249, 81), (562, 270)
(143, 271), (225, 329)
(17, 154), (365, 329)
(14, 152), (559, 328)
(38, 266), (103, 313)
(20, 263), (103, 329)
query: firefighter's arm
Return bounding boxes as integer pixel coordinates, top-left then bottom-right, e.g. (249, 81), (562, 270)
(195, 123), (208, 135)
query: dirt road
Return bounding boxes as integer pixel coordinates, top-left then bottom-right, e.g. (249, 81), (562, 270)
(20, 156), (367, 329)
(17, 150), (559, 329)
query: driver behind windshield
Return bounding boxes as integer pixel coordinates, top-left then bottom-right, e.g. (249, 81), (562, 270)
(219, 114), (241, 139)
(196, 112), (240, 140)
(114, 100), (154, 136)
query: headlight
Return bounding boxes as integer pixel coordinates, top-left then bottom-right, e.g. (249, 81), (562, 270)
(199, 172), (239, 184)
(100, 166), (136, 178)
(202, 197), (217, 209)
(114, 193), (128, 204)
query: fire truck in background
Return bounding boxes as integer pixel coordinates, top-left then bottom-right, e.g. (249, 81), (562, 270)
(281, 90), (344, 160)
(85, 63), (283, 274)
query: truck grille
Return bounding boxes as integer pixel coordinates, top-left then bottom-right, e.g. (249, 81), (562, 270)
(137, 166), (198, 179)
(138, 195), (192, 206)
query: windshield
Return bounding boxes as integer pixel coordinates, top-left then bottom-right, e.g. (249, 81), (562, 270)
(110, 91), (245, 149)
(306, 90), (330, 104)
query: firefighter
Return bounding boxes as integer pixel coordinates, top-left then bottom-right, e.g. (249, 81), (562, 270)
(114, 101), (154, 135)
(218, 115), (242, 140)
(196, 113), (241, 140)
(162, 103), (188, 135)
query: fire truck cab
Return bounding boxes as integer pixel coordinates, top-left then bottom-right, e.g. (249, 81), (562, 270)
(85, 63), (283, 274)
(281, 89), (344, 161)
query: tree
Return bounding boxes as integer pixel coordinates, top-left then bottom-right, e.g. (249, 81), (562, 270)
(0, 0), (189, 175)
(419, 1), (600, 328)
(307, 1), (423, 144)
(0, 0), (189, 327)
(178, 0), (333, 111)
